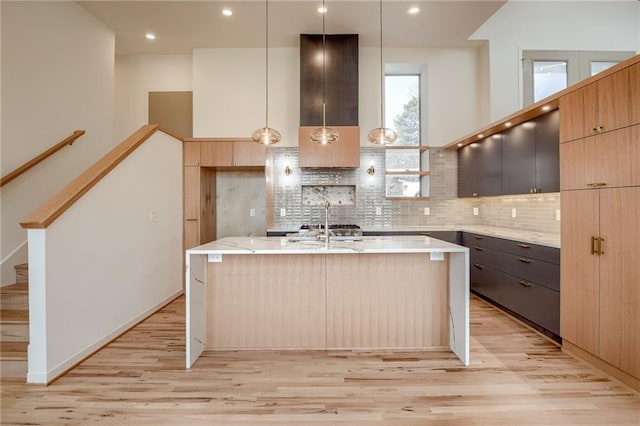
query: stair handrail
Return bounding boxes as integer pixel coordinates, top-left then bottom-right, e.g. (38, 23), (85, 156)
(1, 130), (86, 188)
(20, 125), (183, 229)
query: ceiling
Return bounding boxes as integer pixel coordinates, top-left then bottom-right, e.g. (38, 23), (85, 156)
(77, 1), (506, 55)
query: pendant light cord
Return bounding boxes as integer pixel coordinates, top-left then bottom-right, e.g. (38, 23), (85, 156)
(322, 0), (327, 128)
(265, 0), (270, 128)
(379, 0), (384, 128)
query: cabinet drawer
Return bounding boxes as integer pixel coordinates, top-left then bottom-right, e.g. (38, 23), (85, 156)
(500, 274), (560, 336)
(469, 245), (502, 270)
(462, 232), (559, 264)
(469, 263), (502, 295)
(500, 253), (560, 292)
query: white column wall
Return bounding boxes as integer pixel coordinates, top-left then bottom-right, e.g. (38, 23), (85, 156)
(470, 0), (640, 122)
(27, 131), (183, 383)
(1, 1), (115, 285)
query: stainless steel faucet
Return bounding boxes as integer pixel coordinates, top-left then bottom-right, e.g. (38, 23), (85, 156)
(324, 200), (330, 249)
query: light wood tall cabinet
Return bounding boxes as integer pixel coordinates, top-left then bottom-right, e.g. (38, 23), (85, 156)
(559, 56), (640, 391)
(559, 65), (632, 143)
(183, 139), (267, 250)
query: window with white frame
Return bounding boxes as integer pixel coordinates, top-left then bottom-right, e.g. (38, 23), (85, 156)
(384, 71), (429, 199)
(522, 50), (635, 106)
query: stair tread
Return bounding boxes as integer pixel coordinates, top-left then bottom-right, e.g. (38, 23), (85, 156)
(0, 283), (28, 294)
(0, 341), (28, 360)
(0, 310), (29, 323)
(14, 263), (28, 270)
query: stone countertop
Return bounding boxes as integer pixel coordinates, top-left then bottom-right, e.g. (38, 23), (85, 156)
(187, 235), (468, 255)
(267, 225), (560, 248)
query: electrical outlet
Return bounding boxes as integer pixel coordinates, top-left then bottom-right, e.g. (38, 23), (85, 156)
(473, 207), (479, 216)
(250, 208), (256, 217)
(424, 207), (430, 216)
(375, 206), (382, 216)
(280, 208), (286, 217)
(149, 211), (158, 223)
(511, 208), (517, 218)
(556, 209), (561, 221)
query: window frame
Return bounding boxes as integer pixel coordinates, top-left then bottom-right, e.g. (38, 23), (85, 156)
(522, 50), (635, 106)
(383, 68), (430, 200)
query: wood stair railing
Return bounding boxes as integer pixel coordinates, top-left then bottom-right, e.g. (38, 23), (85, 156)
(20, 125), (179, 229)
(1, 130), (85, 188)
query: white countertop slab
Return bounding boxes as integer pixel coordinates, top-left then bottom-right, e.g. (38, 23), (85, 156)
(188, 235), (468, 255)
(267, 225), (560, 248)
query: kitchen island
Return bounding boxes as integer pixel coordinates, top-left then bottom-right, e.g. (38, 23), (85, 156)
(185, 236), (469, 368)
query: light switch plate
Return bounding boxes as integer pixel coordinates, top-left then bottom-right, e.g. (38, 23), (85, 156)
(250, 208), (256, 217)
(208, 254), (222, 263)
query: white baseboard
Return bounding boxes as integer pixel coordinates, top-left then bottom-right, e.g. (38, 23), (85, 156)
(27, 289), (183, 384)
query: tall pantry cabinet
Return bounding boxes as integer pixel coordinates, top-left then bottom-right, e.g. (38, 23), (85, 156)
(559, 57), (640, 390)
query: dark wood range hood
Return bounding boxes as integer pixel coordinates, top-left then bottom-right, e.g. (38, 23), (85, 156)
(298, 34), (360, 168)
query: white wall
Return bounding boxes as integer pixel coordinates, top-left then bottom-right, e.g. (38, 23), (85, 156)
(115, 54), (193, 141)
(192, 46), (482, 147)
(471, 0), (640, 122)
(1, 1), (115, 285)
(27, 131), (183, 383)
(193, 48), (299, 144)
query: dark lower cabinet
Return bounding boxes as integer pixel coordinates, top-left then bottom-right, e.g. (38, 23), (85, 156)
(463, 232), (561, 341)
(363, 230), (460, 244)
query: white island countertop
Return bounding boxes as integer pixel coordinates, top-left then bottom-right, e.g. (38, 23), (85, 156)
(187, 235), (468, 255)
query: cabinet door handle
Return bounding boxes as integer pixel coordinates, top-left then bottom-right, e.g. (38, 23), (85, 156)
(590, 126), (598, 134)
(591, 236), (597, 255)
(473, 246), (484, 251)
(587, 182), (607, 187)
(518, 280), (531, 287)
(597, 237), (604, 256)
(517, 243), (530, 249)
(518, 258), (531, 264)
(597, 125), (604, 132)
(473, 264), (484, 270)
(186, 218), (198, 222)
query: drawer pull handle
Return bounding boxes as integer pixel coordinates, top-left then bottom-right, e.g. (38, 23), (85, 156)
(474, 235), (483, 240)
(473, 246), (484, 251)
(591, 236), (597, 255)
(473, 264), (484, 270)
(517, 243), (530, 248)
(587, 182), (607, 187)
(518, 258), (531, 264)
(518, 280), (531, 287)
(420, 232), (431, 236)
(186, 218), (198, 222)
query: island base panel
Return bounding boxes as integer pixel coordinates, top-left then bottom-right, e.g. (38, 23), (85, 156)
(205, 253), (449, 350)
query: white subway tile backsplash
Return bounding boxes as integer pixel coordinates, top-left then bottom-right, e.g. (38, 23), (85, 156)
(271, 147), (559, 235)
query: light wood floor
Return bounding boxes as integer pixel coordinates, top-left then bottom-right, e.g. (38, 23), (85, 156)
(2, 295), (639, 425)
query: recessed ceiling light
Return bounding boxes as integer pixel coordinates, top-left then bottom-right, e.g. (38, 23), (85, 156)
(408, 7), (420, 15)
(505, 122), (512, 127)
(318, 6), (327, 14)
(477, 134), (484, 139)
(457, 143), (463, 147)
(145, 33), (156, 40)
(542, 105), (551, 111)
(222, 8), (233, 17)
